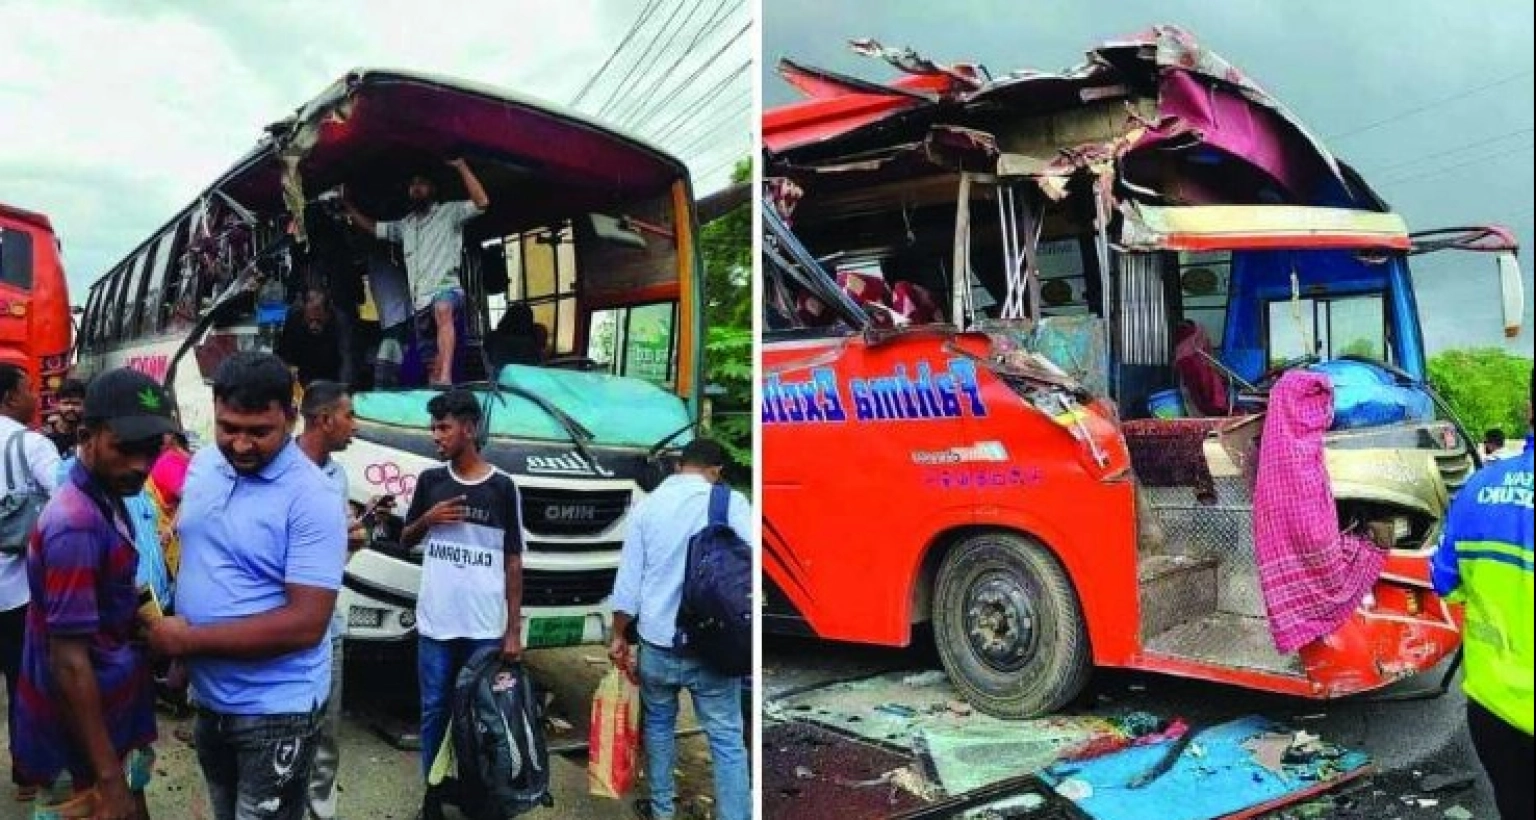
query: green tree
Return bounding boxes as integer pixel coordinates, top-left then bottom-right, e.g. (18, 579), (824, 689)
(700, 159), (752, 475)
(1427, 347), (1533, 442)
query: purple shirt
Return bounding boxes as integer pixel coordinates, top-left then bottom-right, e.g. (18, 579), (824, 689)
(15, 461), (156, 784)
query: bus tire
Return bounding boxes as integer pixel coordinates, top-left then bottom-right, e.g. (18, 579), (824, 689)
(932, 531), (1090, 719)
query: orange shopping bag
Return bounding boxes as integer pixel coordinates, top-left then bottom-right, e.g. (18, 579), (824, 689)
(587, 662), (641, 798)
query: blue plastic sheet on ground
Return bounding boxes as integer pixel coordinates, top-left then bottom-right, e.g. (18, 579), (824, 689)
(1311, 359), (1433, 430)
(351, 365), (692, 448)
(1038, 715), (1370, 820)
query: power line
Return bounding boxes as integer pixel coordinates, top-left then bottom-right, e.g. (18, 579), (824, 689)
(602, 0), (711, 124)
(673, 98), (753, 157)
(595, 0), (696, 120)
(698, 152), (750, 184)
(570, 0), (662, 108)
(645, 57), (751, 144)
(1366, 126), (1535, 176)
(1327, 69), (1533, 141)
(1375, 142), (1533, 187)
(688, 130), (753, 171)
(612, 0), (737, 128)
(663, 88), (752, 149)
(629, 22), (752, 136)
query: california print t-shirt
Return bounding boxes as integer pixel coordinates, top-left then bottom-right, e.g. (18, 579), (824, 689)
(407, 465), (523, 640)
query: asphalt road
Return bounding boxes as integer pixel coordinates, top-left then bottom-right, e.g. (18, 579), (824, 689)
(763, 634), (1503, 820)
(1, 645), (726, 820)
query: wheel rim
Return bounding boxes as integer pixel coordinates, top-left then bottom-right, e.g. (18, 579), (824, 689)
(961, 569), (1039, 673)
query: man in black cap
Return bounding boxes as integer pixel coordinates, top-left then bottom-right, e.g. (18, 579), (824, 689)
(15, 367), (178, 820)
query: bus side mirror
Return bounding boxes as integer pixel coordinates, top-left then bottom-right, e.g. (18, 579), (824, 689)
(1497, 251), (1524, 338)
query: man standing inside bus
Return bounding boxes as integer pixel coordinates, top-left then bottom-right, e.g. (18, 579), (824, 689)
(2, 364), (61, 802)
(147, 352), (346, 820)
(14, 368), (176, 820)
(340, 158), (489, 387)
(400, 389), (523, 820)
(1432, 378), (1533, 820)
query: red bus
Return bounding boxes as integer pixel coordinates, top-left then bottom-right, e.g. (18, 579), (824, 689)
(0, 202), (73, 421)
(761, 28), (1523, 718)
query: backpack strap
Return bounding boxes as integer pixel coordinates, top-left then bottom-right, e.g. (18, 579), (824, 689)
(4, 430), (26, 492)
(708, 482), (731, 528)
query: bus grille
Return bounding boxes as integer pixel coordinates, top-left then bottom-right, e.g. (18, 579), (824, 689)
(520, 487), (631, 537)
(522, 568), (617, 607)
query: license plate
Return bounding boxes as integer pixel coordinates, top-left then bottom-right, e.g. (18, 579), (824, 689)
(526, 616), (586, 648)
(348, 606), (385, 629)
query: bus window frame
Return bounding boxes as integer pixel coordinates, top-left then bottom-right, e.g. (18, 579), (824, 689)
(124, 238), (163, 339)
(1263, 291), (1390, 365)
(139, 225), (183, 335)
(0, 225), (36, 291)
(505, 224), (581, 359)
(587, 299), (679, 385)
(94, 268), (126, 346)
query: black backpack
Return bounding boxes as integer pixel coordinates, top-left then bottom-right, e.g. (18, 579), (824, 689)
(449, 648), (554, 819)
(675, 484), (752, 677)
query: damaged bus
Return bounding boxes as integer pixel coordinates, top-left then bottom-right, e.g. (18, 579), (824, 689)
(761, 28), (1526, 718)
(76, 69), (709, 651)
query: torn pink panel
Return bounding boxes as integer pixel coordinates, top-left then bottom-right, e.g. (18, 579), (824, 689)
(1143, 69), (1327, 197)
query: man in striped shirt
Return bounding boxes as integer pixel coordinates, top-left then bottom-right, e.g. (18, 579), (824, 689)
(16, 368), (178, 819)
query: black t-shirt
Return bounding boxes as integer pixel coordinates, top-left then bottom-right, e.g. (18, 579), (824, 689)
(275, 309), (344, 386)
(405, 465), (524, 639)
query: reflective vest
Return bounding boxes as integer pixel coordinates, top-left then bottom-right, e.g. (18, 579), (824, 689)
(1432, 447), (1534, 735)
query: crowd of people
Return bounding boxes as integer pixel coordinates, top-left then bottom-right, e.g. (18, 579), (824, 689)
(0, 351), (754, 820)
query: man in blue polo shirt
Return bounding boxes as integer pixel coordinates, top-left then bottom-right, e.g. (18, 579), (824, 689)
(148, 352), (346, 820)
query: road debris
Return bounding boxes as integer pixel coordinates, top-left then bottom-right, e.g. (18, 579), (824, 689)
(1418, 770), (1477, 793)
(903, 670), (949, 687)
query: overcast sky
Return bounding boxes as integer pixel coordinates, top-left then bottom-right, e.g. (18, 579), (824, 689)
(763, 0), (1535, 355)
(1, 0), (750, 301)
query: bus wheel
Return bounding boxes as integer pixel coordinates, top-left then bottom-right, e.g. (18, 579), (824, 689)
(933, 531), (1090, 719)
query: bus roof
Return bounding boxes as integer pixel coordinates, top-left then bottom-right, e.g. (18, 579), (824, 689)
(0, 202), (55, 232)
(90, 67), (695, 293)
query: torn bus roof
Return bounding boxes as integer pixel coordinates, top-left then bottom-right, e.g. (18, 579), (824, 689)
(1118, 204), (1413, 252)
(202, 68), (689, 242)
(766, 25), (1365, 210)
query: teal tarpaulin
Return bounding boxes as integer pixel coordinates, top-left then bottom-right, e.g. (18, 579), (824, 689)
(1039, 716), (1370, 820)
(352, 365), (692, 448)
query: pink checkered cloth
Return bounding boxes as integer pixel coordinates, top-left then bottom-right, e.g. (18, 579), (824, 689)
(1253, 371), (1386, 653)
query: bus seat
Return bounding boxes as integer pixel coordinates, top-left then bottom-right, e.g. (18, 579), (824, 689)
(1173, 320), (1230, 416)
(891, 281), (942, 324)
(836, 269), (890, 309)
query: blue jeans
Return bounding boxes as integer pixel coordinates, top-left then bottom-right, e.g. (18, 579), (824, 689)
(194, 708), (323, 820)
(639, 643), (749, 820)
(417, 636), (499, 780)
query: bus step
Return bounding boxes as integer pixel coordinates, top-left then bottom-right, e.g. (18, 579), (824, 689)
(1138, 553), (1217, 639)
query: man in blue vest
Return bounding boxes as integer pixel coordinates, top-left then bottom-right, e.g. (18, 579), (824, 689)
(1432, 376), (1533, 820)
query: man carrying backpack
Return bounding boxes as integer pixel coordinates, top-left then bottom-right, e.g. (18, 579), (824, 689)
(401, 389), (524, 820)
(608, 439), (752, 820)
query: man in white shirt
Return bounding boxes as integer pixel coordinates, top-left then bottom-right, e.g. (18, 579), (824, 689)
(607, 439), (753, 820)
(341, 159), (489, 387)
(0, 362), (60, 800)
